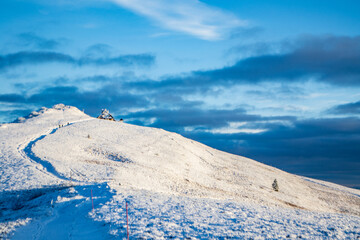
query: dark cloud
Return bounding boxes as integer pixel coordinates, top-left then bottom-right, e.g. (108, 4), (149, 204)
(124, 107), (296, 133)
(70, 72), (141, 84)
(124, 35), (360, 94)
(127, 108), (255, 130)
(0, 84), (149, 117)
(17, 32), (61, 50)
(238, 117), (360, 187)
(328, 100), (360, 115)
(0, 51), (73, 70)
(0, 51), (155, 71)
(0, 93), (26, 103)
(79, 53), (155, 67)
(200, 35), (360, 85)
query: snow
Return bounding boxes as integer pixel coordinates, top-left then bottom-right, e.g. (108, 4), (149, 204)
(93, 188), (360, 239)
(1, 104), (359, 239)
(9, 183), (115, 240)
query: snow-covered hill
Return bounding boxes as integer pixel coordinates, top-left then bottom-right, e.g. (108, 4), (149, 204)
(1, 104), (360, 239)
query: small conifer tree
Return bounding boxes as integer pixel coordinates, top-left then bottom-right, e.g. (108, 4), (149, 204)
(272, 179), (279, 192)
(87, 134), (91, 139)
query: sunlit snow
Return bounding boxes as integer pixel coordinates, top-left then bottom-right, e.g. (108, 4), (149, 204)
(1, 104), (359, 239)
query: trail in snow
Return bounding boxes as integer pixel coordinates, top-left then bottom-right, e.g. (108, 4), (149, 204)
(11, 183), (116, 240)
(22, 128), (69, 181)
(18, 118), (93, 182)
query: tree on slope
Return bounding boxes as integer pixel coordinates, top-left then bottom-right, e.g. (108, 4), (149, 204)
(272, 179), (279, 192)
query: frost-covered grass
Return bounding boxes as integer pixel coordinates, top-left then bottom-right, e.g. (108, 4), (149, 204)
(2, 183), (360, 239)
(0, 185), (69, 239)
(0, 219), (31, 239)
(2, 183), (115, 240)
(93, 188), (360, 239)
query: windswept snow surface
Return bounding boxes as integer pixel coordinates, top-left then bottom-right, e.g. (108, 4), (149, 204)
(10, 183), (115, 240)
(1, 104), (360, 239)
(93, 188), (360, 239)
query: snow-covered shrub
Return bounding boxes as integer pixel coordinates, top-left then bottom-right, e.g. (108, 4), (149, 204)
(272, 179), (279, 192)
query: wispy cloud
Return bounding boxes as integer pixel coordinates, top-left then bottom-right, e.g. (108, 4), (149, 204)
(110, 0), (246, 40)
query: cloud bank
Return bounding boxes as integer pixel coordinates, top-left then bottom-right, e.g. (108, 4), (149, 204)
(201, 35), (360, 85)
(0, 85), (149, 116)
(123, 35), (360, 94)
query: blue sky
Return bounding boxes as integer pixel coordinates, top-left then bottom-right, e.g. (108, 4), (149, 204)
(1, 0), (360, 188)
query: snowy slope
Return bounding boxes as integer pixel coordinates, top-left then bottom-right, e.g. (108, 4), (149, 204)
(1, 104), (360, 239)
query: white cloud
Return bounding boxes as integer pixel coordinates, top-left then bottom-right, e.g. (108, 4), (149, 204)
(109, 0), (247, 40)
(206, 128), (266, 134)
